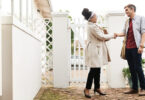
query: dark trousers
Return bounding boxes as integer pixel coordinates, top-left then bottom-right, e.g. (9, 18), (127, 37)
(86, 68), (101, 90)
(126, 48), (145, 90)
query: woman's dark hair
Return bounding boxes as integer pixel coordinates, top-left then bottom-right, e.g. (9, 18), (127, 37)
(82, 8), (92, 20)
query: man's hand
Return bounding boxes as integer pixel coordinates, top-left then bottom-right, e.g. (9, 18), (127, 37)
(114, 33), (125, 37)
(139, 33), (145, 54)
(138, 46), (144, 54)
(114, 33), (118, 37)
(114, 33), (118, 39)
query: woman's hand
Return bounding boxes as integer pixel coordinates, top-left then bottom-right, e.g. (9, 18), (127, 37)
(103, 29), (108, 34)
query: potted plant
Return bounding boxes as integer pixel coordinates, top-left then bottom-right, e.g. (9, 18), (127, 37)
(122, 59), (145, 87)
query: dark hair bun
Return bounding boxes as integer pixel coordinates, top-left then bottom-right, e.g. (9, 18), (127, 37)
(82, 8), (92, 20)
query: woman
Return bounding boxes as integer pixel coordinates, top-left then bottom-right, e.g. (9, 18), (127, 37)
(82, 8), (116, 98)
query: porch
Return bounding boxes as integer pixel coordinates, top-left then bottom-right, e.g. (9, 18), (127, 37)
(0, 0), (145, 100)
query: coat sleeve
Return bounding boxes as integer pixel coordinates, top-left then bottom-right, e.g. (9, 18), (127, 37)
(122, 22), (126, 34)
(90, 25), (114, 41)
(141, 16), (145, 34)
(122, 19), (129, 34)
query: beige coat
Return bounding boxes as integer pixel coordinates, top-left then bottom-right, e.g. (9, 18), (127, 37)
(85, 22), (114, 68)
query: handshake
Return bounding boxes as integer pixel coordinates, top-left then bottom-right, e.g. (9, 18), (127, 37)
(113, 33), (119, 39)
(102, 28), (124, 39)
(102, 28), (121, 39)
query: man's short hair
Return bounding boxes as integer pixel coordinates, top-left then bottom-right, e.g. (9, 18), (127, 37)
(124, 4), (136, 12)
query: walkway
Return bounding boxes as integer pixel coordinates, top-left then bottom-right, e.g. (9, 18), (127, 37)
(39, 87), (145, 100)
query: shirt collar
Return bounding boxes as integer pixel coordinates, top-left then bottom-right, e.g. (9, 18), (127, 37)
(132, 15), (137, 20)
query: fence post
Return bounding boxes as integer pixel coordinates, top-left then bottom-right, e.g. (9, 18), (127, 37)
(52, 12), (71, 88)
(106, 12), (127, 88)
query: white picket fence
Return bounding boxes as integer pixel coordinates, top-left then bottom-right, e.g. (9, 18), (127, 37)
(35, 13), (109, 87)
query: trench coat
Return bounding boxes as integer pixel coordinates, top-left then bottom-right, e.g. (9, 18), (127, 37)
(85, 22), (114, 68)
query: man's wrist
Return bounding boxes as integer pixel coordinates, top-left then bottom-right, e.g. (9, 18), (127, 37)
(140, 44), (144, 48)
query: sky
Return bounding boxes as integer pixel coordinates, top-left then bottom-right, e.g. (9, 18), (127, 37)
(51, 0), (145, 18)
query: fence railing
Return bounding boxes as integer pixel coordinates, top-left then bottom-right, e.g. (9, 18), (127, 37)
(0, 0), (53, 86)
(0, 0), (41, 32)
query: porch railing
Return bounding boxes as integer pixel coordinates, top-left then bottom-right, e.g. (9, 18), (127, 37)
(0, 0), (53, 86)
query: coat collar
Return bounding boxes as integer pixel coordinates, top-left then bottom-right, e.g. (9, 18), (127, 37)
(88, 21), (94, 25)
(88, 22), (99, 26)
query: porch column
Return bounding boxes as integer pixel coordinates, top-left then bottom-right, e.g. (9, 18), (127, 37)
(106, 12), (127, 88)
(52, 12), (71, 88)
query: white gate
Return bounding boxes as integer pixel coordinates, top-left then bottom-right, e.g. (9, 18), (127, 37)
(70, 18), (108, 87)
(70, 19), (88, 83)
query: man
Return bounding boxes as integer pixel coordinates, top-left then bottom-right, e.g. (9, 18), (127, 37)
(115, 4), (145, 96)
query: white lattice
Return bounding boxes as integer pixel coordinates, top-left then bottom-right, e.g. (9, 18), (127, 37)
(45, 19), (53, 70)
(33, 14), (53, 86)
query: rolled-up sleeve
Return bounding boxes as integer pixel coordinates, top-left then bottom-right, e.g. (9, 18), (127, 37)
(141, 16), (145, 34)
(122, 22), (126, 34)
